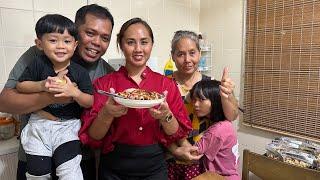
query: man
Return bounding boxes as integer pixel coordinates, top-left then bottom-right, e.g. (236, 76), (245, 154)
(0, 4), (114, 180)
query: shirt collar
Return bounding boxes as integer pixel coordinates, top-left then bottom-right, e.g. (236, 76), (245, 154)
(71, 51), (99, 68)
(118, 66), (152, 79)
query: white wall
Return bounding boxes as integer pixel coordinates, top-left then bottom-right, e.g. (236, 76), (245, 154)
(199, 0), (279, 176)
(0, 0), (200, 90)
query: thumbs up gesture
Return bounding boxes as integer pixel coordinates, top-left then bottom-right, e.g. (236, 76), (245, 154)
(219, 67), (235, 99)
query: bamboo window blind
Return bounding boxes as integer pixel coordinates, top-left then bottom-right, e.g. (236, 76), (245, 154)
(243, 0), (320, 141)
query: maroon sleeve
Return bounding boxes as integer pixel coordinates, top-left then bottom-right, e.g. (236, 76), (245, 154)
(158, 78), (192, 147)
(79, 77), (110, 148)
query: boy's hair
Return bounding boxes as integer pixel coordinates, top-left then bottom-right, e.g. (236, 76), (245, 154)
(35, 14), (77, 39)
(190, 80), (226, 123)
(75, 4), (114, 30)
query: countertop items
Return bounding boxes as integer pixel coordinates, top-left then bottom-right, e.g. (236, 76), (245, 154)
(0, 113), (15, 140)
(266, 137), (320, 170)
(0, 136), (19, 180)
(242, 149), (320, 180)
(0, 136), (19, 156)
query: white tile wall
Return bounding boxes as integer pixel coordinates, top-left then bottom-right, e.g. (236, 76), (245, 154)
(0, 0), (199, 86)
(131, 0), (148, 20)
(0, 46), (5, 84)
(0, 9), (2, 46)
(0, 0), (33, 10)
(33, 0), (61, 13)
(4, 47), (28, 77)
(88, 0), (111, 8)
(1, 8), (34, 47)
(60, 0), (87, 15)
(103, 0), (131, 60)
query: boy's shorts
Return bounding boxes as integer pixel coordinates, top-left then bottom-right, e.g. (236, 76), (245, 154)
(21, 113), (81, 157)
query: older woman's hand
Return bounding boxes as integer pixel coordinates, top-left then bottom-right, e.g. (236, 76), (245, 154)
(219, 67), (235, 99)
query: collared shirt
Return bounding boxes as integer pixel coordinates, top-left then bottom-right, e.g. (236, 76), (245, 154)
(79, 66), (192, 154)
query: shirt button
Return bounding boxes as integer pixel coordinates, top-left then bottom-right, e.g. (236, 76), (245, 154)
(139, 126), (143, 131)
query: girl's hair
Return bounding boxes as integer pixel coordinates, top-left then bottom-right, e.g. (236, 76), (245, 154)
(116, 17), (154, 51)
(171, 30), (200, 55)
(190, 80), (226, 123)
(35, 14), (77, 39)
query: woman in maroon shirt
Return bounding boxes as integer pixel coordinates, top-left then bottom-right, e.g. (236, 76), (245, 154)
(79, 17), (192, 179)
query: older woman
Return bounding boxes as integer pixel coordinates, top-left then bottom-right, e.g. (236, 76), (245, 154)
(79, 18), (191, 180)
(167, 30), (239, 180)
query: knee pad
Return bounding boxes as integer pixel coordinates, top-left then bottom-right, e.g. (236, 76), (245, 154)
(26, 172), (51, 180)
(26, 154), (52, 176)
(53, 140), (81, 167)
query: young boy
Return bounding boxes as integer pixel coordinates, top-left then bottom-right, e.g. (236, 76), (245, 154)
(16, 14), (93, 180)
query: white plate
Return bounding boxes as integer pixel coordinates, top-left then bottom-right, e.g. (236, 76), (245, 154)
(113, 96), (165, 108)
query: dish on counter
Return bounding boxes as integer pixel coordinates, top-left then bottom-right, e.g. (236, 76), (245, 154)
(0, 113), (15, 140)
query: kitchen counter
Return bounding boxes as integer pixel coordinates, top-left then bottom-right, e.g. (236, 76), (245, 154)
(0, 136), (19, 155)
(0, 136), (19, 180)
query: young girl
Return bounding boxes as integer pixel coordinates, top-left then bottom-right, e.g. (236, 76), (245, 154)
(186, 79), (240, 179)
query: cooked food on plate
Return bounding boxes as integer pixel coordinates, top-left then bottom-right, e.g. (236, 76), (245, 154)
(117, 89), (162, 100)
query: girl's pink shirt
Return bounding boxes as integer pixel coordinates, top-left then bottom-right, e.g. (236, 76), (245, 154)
(196, 120), (240, 180)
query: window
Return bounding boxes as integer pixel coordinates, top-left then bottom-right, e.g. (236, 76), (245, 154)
(243, 0), (320, 141)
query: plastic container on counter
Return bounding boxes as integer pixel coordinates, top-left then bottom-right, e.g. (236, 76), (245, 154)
(0, 112), (15, 140)
(266, 136), (320, 170)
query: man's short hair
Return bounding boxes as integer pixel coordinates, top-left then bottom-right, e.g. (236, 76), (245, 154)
(75, 4), (114, 29)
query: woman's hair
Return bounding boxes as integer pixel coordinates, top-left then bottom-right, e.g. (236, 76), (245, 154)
(75, 4), (114, 30)
(190, 80), (226, 123)
(35, 14), (77, 40)
(171, 30), (200, 55)
(116, 17), (154, 51)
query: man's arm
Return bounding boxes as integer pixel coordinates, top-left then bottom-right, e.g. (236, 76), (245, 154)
(16, 80), (45, 93)
(0, 88), (53, 114)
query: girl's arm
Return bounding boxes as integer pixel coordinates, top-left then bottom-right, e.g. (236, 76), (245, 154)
(195, 131), (222, 160)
